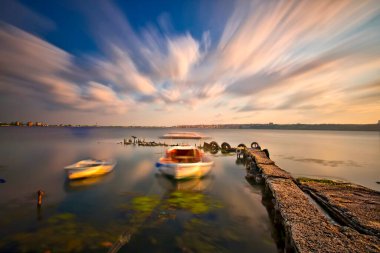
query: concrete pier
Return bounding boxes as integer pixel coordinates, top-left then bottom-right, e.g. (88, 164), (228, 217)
(245, 149), (380, 253)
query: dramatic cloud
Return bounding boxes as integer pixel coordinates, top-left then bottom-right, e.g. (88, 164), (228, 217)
(95, 46), (156, 95)
(0, 24), (75, 101)
(0, 0), (379, 124)
(0, 25), (131, 115)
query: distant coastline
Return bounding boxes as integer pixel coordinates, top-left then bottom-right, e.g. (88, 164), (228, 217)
(175, 123), (380, 132)
(1, 122), (379, 131)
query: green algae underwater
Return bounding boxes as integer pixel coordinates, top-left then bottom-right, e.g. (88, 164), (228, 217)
(0, 189), (225, 252)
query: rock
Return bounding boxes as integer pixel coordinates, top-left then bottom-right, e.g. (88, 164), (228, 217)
(298, 178), (380, 237)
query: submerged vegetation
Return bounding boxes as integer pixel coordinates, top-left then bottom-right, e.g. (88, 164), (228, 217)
(297, 177), (344, 185)
(177, 218), (235, 253)
(165, 191), (221, 214)
(0, 213), (118, 252)
(1, 190), (223, 252)
(131, 195), (161, 213)
(120, 190), (222, 216)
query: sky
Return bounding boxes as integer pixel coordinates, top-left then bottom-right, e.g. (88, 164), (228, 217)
(0, 0), (379, 126)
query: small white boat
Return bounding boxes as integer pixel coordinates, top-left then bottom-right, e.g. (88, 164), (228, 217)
(156, 146), (214, 179)
(159, 132), (210, 140)
(64, 159), (116, 180)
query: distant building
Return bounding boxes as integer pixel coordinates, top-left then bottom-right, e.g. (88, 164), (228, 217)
(35, 122), (43, 127)
(15, 121), (21, 126)
(27, 122), (33, 127)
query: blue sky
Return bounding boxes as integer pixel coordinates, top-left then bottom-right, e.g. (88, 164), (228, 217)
(0, 0), (379, 125)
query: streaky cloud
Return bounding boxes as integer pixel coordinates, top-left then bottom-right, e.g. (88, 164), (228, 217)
(0, 0), (379, 124)
(0, 24), (131, 115)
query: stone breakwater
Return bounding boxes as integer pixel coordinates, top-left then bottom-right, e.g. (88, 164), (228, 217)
(245, 148), (380, 253)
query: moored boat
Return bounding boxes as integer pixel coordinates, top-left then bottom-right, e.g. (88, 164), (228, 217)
(64, 159), (116, 180)
(159, 132), (210, 140)
(156, 145), (214, 179)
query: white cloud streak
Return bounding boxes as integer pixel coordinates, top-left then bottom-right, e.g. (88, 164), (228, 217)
(0, 25), (131, 115)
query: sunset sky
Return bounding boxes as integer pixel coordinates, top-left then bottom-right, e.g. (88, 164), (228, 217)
(0, 0), (379, 126)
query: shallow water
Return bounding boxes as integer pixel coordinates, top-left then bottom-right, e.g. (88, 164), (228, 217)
(0, 127), (378, 252)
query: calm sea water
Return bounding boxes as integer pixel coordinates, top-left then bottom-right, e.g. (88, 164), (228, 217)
(0, 127), (379, 252)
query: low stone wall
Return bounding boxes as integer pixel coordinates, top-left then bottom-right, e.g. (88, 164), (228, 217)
(245, 149), (380, 253)
(298, 178), (380, 237)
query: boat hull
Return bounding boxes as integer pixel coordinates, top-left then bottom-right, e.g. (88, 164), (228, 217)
(156, 160), (214, 180)
(64, 160), (116, 180)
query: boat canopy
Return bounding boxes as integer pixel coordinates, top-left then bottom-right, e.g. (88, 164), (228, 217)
(159, 132), (210, 140)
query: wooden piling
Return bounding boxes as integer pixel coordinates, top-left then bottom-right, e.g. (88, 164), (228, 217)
(37, 190), (45, 206)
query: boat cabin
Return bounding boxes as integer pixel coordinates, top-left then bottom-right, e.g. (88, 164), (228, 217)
(164, 147), (202, 163)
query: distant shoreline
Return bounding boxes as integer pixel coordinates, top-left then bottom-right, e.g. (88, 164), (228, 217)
(175, 124), (380, 131)
(1, 124), (379, 131)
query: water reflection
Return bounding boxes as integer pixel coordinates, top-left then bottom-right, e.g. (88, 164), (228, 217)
(63, 172), (114, 192)
(279, 155), (363, 167)
(235, 157), (246, 165)
(244, 176), (286, 251)
(69, 127), (94, 138)
(157, 175), (219, 215)
(108, 176), (222, 252)
(177, 218), (238, 253)
(156, 174), (213, 192)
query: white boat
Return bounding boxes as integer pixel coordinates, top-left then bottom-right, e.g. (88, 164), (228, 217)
(156, 145), (214, 179)
(64, 159), (116, 180)
(159, 132), (210, 140)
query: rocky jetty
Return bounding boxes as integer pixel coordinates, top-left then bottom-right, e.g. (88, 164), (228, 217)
(298, 178), (380, 237)
(246, 149), (380, 253)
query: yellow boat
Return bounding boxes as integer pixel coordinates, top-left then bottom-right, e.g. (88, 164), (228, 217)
(64, 159), (116, 180)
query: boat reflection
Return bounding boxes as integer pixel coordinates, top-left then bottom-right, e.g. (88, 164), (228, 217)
(107, 172), (218, 252)
(63, 172), (114, 192)
(155, 173), (213, 192)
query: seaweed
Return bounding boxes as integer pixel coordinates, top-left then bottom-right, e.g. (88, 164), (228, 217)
(0, 213), (117, 252)
(297, 177), (343, 185)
